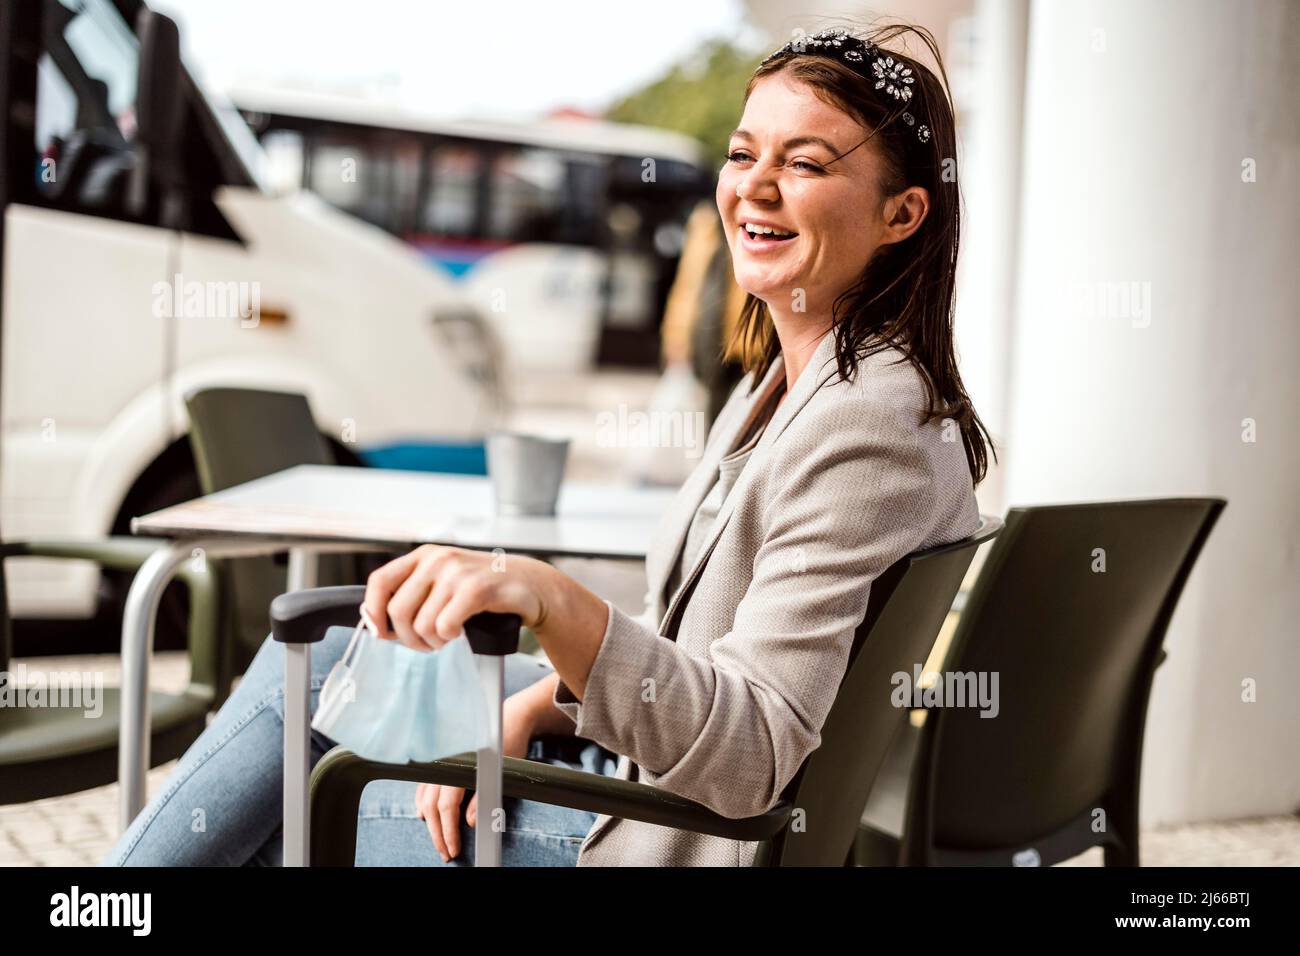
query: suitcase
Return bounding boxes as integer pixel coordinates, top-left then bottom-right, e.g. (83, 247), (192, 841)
(271, 585), (519, 866)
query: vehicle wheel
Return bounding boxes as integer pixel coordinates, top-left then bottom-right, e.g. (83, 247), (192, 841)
(101, 440), (201, 654)
(10, 441), (200, 658)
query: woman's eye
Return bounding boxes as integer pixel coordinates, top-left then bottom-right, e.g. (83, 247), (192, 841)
(724, 151), (822, 173)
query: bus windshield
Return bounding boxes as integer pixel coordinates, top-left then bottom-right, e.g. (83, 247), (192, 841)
(38, 0), (269, 199)
(199, 85), (271, 193)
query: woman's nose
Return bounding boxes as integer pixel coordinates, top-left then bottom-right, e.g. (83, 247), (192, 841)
(735, 163), (780, 204)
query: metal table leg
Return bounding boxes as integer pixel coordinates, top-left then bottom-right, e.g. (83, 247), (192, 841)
(283, 548), (319, 868)
(118, 540), (201, 832)
(119, 537), (360, 834)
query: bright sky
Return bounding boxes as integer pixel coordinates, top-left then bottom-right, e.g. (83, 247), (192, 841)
(151, 0), (763, 122)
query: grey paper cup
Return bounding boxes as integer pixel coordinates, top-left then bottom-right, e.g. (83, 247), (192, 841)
(486, 433), (570, 516)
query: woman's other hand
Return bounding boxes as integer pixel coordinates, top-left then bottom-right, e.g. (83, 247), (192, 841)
(414, 694), (536, 862)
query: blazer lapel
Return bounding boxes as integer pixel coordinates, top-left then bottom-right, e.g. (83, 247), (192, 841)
(655, 327), (842, 636)
(643, 360), (780, 618)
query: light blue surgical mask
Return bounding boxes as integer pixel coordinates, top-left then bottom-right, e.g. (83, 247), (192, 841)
(312, 608), (491, 764)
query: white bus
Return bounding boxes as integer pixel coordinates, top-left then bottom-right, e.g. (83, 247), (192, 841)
(0, 0), (501, 647)
(234, 90), (713, 372)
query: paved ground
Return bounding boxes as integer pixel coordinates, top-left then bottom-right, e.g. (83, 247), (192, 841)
(4, 648), (1298, 867)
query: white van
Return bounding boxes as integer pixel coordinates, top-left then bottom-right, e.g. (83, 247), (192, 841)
(1, 0), (499, 631)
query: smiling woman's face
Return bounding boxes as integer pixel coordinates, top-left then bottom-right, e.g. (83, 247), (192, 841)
(717, 72), (887, 311)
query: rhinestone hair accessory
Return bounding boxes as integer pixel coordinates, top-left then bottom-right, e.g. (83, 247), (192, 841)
(760, 28), (932, 145)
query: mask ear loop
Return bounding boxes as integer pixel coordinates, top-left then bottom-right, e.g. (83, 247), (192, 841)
(315, 608), (372, 725)
(340, 605), (379, 667)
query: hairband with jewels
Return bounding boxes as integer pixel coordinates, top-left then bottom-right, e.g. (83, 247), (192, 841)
(760, 28), (932, 144)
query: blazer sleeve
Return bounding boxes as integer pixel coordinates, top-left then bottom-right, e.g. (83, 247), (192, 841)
(552, 394), (942, 819)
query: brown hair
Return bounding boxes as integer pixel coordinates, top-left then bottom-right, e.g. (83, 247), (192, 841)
(727, 22), (995, 485)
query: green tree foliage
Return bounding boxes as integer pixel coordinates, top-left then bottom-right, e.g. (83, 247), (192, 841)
(605, 40), (765, 170)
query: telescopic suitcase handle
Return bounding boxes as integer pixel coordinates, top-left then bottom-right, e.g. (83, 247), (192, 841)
(271, 584), (521, 867)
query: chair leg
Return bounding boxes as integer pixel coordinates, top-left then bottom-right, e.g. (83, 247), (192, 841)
(1103, 771), (1143, 867)
(1103, 829), (1140, 867)
(852, 823), (901, 866)
(1102, 800), (1141, 867)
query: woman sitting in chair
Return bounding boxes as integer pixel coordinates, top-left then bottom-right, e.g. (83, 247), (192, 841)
(104, 22), (993, 867)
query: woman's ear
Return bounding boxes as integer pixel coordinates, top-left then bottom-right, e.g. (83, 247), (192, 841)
(879, 186), (930, 246)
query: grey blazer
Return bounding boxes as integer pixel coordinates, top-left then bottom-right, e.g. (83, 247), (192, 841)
(553, 326), (981, 865)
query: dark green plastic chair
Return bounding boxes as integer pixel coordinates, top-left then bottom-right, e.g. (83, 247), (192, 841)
(297, 516), (1003, 866)
(0, 536), (219, 803)
(184, 387), (390, 678)
(855, 497), (1225, 867)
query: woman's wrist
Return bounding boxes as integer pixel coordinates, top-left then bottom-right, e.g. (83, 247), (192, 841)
(503, 690), (539, 735)
(525, 561), (610, 701)
(521, 555), (566, 631)
(509, 672), (575, 736)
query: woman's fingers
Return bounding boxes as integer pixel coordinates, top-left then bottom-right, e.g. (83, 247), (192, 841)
(363, 548), (427, 638)
(415, 782), (435, 827)
(412, 574), (457, 647)
(466, 792), (478, 829)
(364, 545), (543, 648)
(434, 578), (493, 646)
(437, 786), (466, 860)
(387, 567), (436, 650)
(415, 783), (448, 861)
(416, 783), (468, 862)
(365, 546), (470, 650)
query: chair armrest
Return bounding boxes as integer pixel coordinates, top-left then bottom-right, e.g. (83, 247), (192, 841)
(309, 746), (792, 866)
(1, 535), (222, 696)
(1, 535), (183, 571)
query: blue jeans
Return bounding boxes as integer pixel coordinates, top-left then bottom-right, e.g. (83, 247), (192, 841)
(101, 625), (618, 866)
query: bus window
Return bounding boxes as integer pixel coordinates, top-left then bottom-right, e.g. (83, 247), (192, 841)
(558, 157), (606, 245)
(35, 0), (139, 213)
(307, 135), (419, 233)
(262, 128), (305, 194)
(486, 148), (565, 243)
(35, 55), (79, 154)
(56, 0), (137, 120)
(422, 144), (481, 239)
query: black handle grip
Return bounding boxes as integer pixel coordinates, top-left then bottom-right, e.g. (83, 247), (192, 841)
(271, 585), (366, 644)
(462, 611), (521, 656)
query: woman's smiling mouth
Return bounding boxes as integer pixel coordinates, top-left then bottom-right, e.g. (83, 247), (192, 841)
(739, 220), (799, 253)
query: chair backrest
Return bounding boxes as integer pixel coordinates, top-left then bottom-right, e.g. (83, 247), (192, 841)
(186, 387), (334, 493)
(185, 387), (372, 671)
(765, 515), (1003, 866)
(902, 498), (1225, 865)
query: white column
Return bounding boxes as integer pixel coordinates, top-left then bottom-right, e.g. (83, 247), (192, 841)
(1007, 0), (1300, 823)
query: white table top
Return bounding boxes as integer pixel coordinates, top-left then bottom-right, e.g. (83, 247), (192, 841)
(131, 464), (677, 561)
